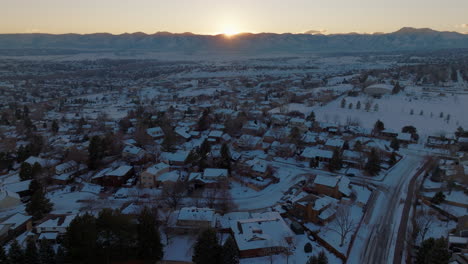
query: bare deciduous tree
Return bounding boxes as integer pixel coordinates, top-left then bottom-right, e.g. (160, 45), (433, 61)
(415, 208), (434, 242)
(160, 181), (186, 209)
(218, 180), (237, 213)
(329, 206), (356, 247)
(204, 187), (218, 209)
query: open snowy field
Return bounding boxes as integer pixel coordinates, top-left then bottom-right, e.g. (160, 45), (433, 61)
(312, 93), (468, 136)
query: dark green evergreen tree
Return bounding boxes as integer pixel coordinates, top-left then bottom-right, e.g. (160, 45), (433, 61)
(373, 119), (385, 134)
(29, 179), (42, 194)
(307, 255), (318, 264)
(342, 140), (350, 150)
(304, 242), (312, 253)
(389, 152), (397, 166)
(55, 246), (65, 264)
(354, 140), (362, 152)
(192, 229), (221, 264)
(365, 148), (381, 176)
(38, 239), (56, 264)
(431, 191), (446, 205)
(416, 237), (450, 264)
(0, 246), (8, 264)
(328, 148), (342, 172)
(88, 136), (103, 170)
(95, 209), (138, 262)
(32, 162), (42, 177)
(63, 213), (98, 263)
(289, 127), (302, 145)
(198, 139), (211, 169)
(309, 158), (319, 168)
(162, 129), (177, 152)
(23, 105), (30, 117)
(26, 188), (53, 220)
(7, 240), (25, 264)
(222, 236), (239, 264)
(307, 111), (316, 122)
(185, 149), (200, 166)
(24, 239), (39, 264)
(197, 109), (211, 131)
(317, 251), (329, 264)
(220, 143), (232, 171)
(20, 162), (33, 180)
(137, 207), (164, 263)
(390, 137), (400, 151)
(51, 120), (59, 134)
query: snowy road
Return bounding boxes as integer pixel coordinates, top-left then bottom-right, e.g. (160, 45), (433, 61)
(233, 169), (305, 211)
(347, 154), (424, 264)
(232, 159), (343, 211)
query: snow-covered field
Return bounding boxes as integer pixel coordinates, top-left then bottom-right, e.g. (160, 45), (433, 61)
(239, 234), (343, 264)
(47, 189), (98, 214)
(163, 235), (196, 262)
(313, 93), (468, 136)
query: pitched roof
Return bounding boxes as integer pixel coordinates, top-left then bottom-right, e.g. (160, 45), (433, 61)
(314, 175), (338, 188)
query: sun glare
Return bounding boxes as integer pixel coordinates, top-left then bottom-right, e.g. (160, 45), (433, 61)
(222, 27), (239, 37)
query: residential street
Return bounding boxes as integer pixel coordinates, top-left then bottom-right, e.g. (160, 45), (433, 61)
(347, 154), (425, 264)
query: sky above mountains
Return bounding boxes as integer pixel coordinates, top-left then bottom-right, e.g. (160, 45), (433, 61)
(1, 0), (468, 35)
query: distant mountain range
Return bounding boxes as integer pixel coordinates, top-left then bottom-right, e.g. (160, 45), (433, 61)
(0, 27), (467, 54)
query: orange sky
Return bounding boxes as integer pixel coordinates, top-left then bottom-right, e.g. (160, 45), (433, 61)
(1, 0), (467, 35)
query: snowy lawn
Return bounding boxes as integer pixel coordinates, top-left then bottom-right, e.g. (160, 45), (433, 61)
(163, 234), (196, 262)
(48, 190), (98, 214)
(312, 93), (468, 136)
(239, 235), (342, 264)
(316, 205), (364, 255)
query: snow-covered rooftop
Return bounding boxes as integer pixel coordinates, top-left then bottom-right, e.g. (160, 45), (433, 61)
(301, 147), (333, 159)
(230, 212), (294, 251)
(177, 207), (215, 222)
(107, 165), (133, 177)
(314, 175), (339, 188)
(203, 168), (228, 179)
(0, 213), (31, 229)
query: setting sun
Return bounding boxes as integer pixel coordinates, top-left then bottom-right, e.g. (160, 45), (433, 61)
(222, 27), (239, 37)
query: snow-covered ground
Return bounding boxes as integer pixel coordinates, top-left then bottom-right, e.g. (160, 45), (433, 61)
(239, 234), (343, 264)
(347, 154), (424, 264)
(231, 165), (306, 210)
(313, 93), (468, 136)
(47, 188), (99, 214)
(163, 234), (196, 262)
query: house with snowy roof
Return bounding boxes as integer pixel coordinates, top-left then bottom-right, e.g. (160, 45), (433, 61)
(0, 213), (32, 243)
(202, 168), (228, 181)
(300, 147), (333, 163)
(175, 127), (192, 142)
(176, 207), (216, 229)
(36, 214), (76, 236)
(291, 194), (338, 225)
(54, 160), (78, 175)
(208, 130), (224, 143)
(146, 126), (165, 139)
(23, 156), (58, 168)
(324, 138), (345, 150)
(92, 165), (133, 187)
(140, 162), (170, 188)
(122, 144), (145, 161)
(311, 175), (352, 199)
(242, 121), (267, 136)
(230, 212), (294, 258)
(161, 150), (190, 166)
(397, 132), (413, 144)
(235, 135), (263, 150)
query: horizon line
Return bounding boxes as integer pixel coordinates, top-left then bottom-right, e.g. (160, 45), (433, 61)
(1, 27), (467, 36)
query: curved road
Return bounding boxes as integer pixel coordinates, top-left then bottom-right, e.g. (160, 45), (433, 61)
(348, 154), (424, 264)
